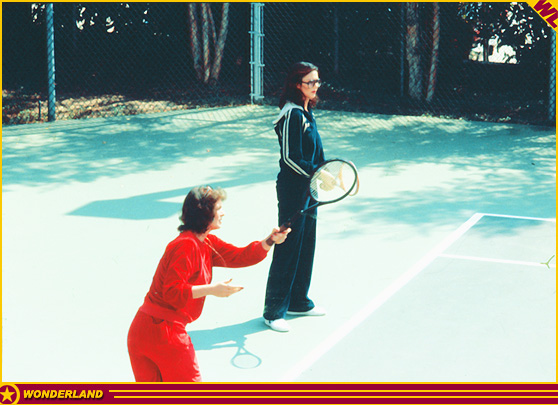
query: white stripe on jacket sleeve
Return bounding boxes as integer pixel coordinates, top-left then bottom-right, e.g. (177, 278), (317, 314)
(281, 109), (310, 177)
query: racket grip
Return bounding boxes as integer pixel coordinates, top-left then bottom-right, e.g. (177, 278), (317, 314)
(265, 222), (291, 247)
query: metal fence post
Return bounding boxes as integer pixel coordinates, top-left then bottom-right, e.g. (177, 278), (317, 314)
(250, 3), (265, 104)
(549, 30), (556, 124)
(46, 3), (56, 122)
(400, 3), (405, 98)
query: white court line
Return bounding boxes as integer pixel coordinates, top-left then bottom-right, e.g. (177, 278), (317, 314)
(478, 213), (556, 222)
(280, 212), (556, 381)
(278, 213), (485, 382)
(439, 253), (556, 269)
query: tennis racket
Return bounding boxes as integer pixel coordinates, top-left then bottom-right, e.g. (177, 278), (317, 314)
(266, 158), (359, 246)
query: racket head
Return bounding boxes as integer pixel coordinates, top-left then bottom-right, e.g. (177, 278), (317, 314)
(349, 162), (360, 196)
(309, 159), (358, 204)
(231, 347), (262, 369)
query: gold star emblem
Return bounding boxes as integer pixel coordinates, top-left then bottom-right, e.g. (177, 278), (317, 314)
(0, 385), (18, 404)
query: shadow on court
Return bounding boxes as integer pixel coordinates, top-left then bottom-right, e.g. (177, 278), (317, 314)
(315, 110), (556, 238)
(2, 108), (277, 189)
(2, 106), (555, 382)
(189, 318), (267, 371)
(67, 172), (275, 220)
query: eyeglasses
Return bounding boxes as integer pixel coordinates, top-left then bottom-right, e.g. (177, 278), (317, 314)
(201, 185), (212, 198)
(301, 79), (323, 89)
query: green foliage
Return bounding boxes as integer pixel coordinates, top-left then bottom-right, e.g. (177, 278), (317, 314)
(458, 2), (552, 60)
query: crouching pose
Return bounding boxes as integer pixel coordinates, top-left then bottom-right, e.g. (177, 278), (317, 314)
(127, 186), (290, 382)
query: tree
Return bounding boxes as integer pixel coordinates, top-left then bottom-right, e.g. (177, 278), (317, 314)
(458, 2), (552, 62)
(187, 3), (230, 85)
(405, 3), (442, 102)
(426, 3), (441, 102)
(405, 3), (423, 101)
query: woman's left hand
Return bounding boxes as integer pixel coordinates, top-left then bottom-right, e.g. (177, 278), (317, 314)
(318, 170), (337, 191)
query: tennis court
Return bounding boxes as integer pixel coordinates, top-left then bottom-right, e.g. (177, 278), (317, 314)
(2, 106), (555, 382)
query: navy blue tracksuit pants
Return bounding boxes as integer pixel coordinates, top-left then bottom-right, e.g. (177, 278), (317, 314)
(263, 173), (317, 320)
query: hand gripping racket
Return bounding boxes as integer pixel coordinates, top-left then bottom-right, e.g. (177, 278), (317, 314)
(266, 159), (359, 246)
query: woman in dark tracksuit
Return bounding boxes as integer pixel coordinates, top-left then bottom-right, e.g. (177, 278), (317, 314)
(263, 62), (327, 333)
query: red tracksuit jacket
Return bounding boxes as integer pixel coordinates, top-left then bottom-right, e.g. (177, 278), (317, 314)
(128, 231), (269, 382)
(140, 230), (268, 323)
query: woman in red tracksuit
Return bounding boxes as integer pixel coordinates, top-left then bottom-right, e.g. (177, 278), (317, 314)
(127, 186), (290, 382)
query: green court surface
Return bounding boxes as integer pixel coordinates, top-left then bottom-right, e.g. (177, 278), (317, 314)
(1, 106), (555, 382)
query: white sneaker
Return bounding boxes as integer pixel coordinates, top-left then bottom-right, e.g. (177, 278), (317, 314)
(264, 318), (290, 332)
(286, 306), (326, 317)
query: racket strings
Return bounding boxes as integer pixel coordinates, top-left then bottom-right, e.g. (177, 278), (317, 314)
(310, 161), (357, 203)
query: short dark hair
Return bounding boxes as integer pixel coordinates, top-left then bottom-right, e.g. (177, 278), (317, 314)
(178, 186), (227, 234)
(279, 61), (320, 109)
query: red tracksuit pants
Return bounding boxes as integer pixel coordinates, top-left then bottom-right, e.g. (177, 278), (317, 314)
(127, 310), (202, 382)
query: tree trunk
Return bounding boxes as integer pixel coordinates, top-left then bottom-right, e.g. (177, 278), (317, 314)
(405, 3), (423, 101)
(200, 4), (211, 84)
(188, 3), (203, 81)
(187, 3), (230, 85)
(210, 3), (229, 81)
(482, 37), (490, 62)
(426, 3), (440, 102)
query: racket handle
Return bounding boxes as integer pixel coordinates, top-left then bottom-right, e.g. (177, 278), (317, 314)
(265, 236), (275, 247)
(265, 222), (292, 247)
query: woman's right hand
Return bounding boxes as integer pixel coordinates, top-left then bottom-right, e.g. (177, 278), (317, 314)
(262, 227), (291, 250)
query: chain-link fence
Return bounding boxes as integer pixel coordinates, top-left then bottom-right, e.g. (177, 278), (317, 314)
(3, 2), (252, 123)
(2, 2), (556, 126)
(263, 2), (555, 125)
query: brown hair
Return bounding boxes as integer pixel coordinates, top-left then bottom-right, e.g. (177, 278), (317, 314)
(178, 186), (227, 234)
(279, 61), (320, 109)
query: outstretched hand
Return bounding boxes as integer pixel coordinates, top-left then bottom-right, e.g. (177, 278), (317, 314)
(211, 279), (244, 297)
